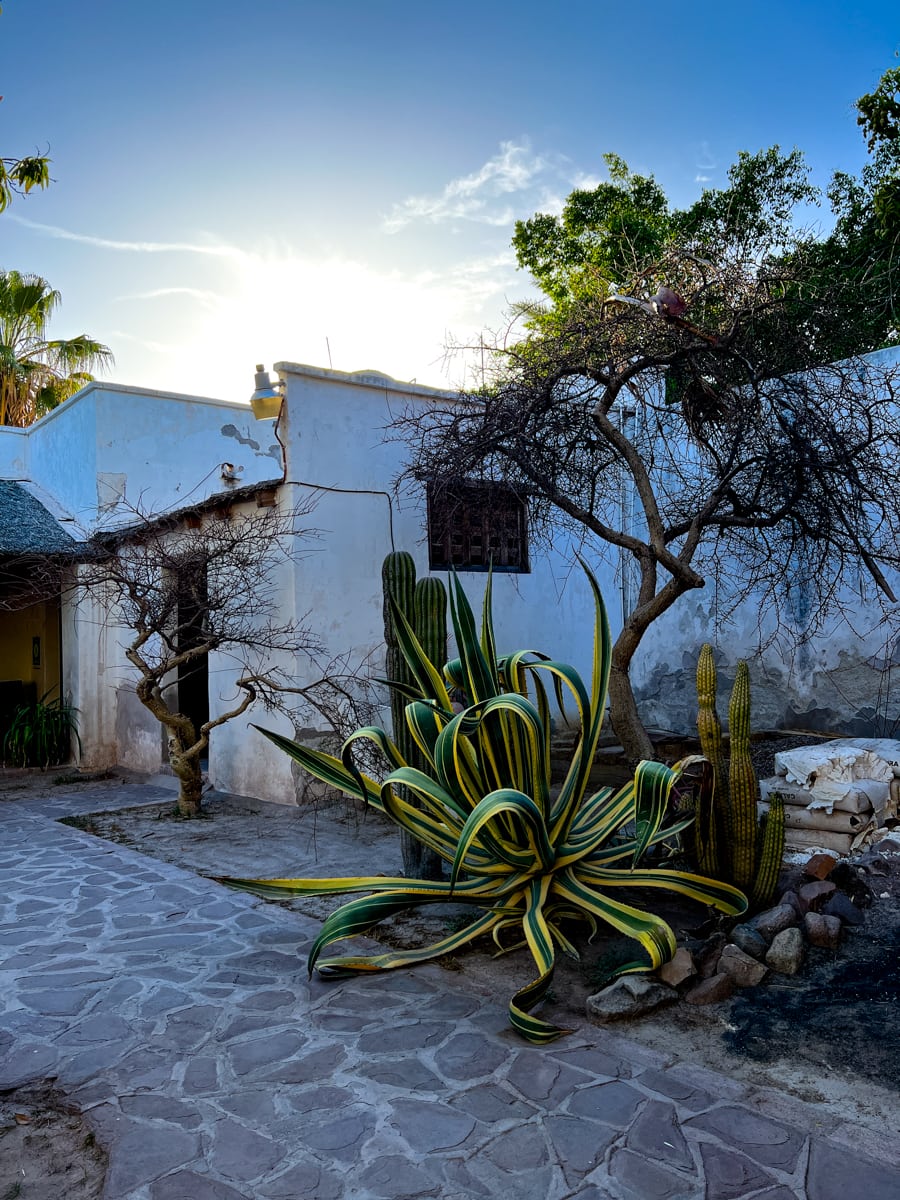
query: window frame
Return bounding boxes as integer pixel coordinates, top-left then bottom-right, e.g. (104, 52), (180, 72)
(426, 480), (530, 574)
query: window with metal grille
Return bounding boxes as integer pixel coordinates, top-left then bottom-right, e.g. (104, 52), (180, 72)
(426, 481), (529, 573)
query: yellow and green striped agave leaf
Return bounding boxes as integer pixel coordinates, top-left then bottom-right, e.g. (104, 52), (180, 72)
(553, 867), (678, 969)
(377, 771), (485, 868)
(509, 965), (566, 1042)
(589, 813), (697, 866)
(432, 709), (490, 811)
(448, 570), (499, 704)
(311, 887), (506, 968)
(316, 906), (505, 977)
(509, 875), (570, 1042)
(405, 699), (450, 767)
(381, 763), (469, 826)
(479, 570), (501, 694)
(375, 675), (450, 708)
(632, 759), (677, 865)
(498, 652), (556, 777)
(508, 650), (569, 727)
(450, 790), (556, 889)
(632, 754), (707, 865)
(378, 766), (516, 878)
(578, 863), (748, 915)
(549, 565), (613, 843)
(253, 725), (384, 810)
(471, 692), (551, 807)
(387, 592), (453, 710)
(219, 873), (501, 904)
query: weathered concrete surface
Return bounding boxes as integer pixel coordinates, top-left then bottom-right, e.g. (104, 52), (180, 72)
(2, 780), (899, 1199)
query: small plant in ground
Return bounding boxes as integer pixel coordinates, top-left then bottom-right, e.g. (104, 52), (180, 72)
(693, 646), (785, 909)
(223, 563), (746, 1042)
(58, 814), (99, 834)
(2, 690), (81, 769)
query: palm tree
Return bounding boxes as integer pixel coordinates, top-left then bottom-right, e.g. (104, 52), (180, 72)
(0, 270), (113, 427)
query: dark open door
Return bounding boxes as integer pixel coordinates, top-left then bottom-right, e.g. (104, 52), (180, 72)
(176, 565), (209, 747)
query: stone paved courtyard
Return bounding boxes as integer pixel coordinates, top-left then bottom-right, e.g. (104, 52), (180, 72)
(1, 778), (899, 1199)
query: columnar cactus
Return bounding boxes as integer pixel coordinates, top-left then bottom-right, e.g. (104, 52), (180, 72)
(413, 576), (447, 676)
(752, 793), (786, 909)
(694, 646), (784, 910)
(695, 644), (725, 876)
(382, 551), (417, 768)
(728, 661), (757, 891)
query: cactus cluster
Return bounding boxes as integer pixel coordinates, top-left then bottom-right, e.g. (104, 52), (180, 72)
(694, 646), (785, 909)
(382, 552), (448, 878)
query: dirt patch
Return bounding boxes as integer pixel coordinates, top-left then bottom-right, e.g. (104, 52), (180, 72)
(727, 922), (900, 1087)
(0, 1083), (107, 1200)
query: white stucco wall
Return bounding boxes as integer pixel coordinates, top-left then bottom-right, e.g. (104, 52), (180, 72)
(274, 362), (612, 711)
(629, 346), (900, 737)
(0, 382), (282, 524)
(0, 426), (28, 479)
(0, 381), (290, 795)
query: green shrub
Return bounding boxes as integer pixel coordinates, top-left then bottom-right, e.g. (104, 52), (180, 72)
(3, 689), (81, 769)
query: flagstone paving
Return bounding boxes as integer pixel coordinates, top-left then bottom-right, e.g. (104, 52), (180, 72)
(2, 781), (899, 1199)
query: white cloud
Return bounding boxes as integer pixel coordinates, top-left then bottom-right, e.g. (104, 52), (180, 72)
(382, 143), (615, 235)
(694, 141), (717, 184)
(8, 214), (247, 259)
(116, 286), (221, 307)
(383, 140), (550, 232)
(107, 329), (181, 355)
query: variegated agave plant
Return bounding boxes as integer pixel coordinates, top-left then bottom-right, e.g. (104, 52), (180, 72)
(223, 565), (747, 1042)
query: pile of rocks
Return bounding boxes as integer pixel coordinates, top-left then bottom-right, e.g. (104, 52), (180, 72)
(585, 850), (875, 1023)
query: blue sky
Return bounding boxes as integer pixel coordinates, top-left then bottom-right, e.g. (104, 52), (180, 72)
(1, 1), (897, 401)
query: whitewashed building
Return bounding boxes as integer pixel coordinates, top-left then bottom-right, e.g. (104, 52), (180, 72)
(2, 355), (898, 801)
(0, 367), (604, 802)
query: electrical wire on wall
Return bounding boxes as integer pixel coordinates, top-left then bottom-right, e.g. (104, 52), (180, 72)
(284, 479), (396, 553)
(267, 396), (397, 553)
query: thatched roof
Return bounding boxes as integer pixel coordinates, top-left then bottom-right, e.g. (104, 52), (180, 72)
(0, 481), (78, 556)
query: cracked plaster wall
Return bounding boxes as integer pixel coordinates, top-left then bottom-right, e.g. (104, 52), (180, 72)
(631, 587), (900, 738)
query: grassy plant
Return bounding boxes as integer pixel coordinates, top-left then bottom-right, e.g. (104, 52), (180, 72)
(2, 690), (81, 769)
(223, 564), (747, 1042)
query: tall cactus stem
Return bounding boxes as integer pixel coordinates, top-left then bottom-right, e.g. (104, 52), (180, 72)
(751, 793), (786, 909)
(382, 552), (417, 761)
(695, 644), (725, 876)
(413, 576), (447, 673)
(728, 661), (757, 891)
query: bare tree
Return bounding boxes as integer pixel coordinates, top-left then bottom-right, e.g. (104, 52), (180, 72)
(75, 497), (324, 816)
(396, 243), (900, 762)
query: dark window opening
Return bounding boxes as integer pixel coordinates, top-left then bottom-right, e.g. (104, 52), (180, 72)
(427, 481), (529, 573)
(175, 564), (209, 748)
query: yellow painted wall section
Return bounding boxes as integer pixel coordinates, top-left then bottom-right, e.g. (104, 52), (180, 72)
(0, 600), (62, 699)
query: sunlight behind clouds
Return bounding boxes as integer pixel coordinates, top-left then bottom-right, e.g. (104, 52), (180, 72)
(120, 244), (527, 402)
(11, 140), (612, 404)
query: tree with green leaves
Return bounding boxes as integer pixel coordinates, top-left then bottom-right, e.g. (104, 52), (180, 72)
(0, 153), (51, 213)
(0, 270), (113, 427)
(856, 60), (900, 237)
(398, 137), (900, 763)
